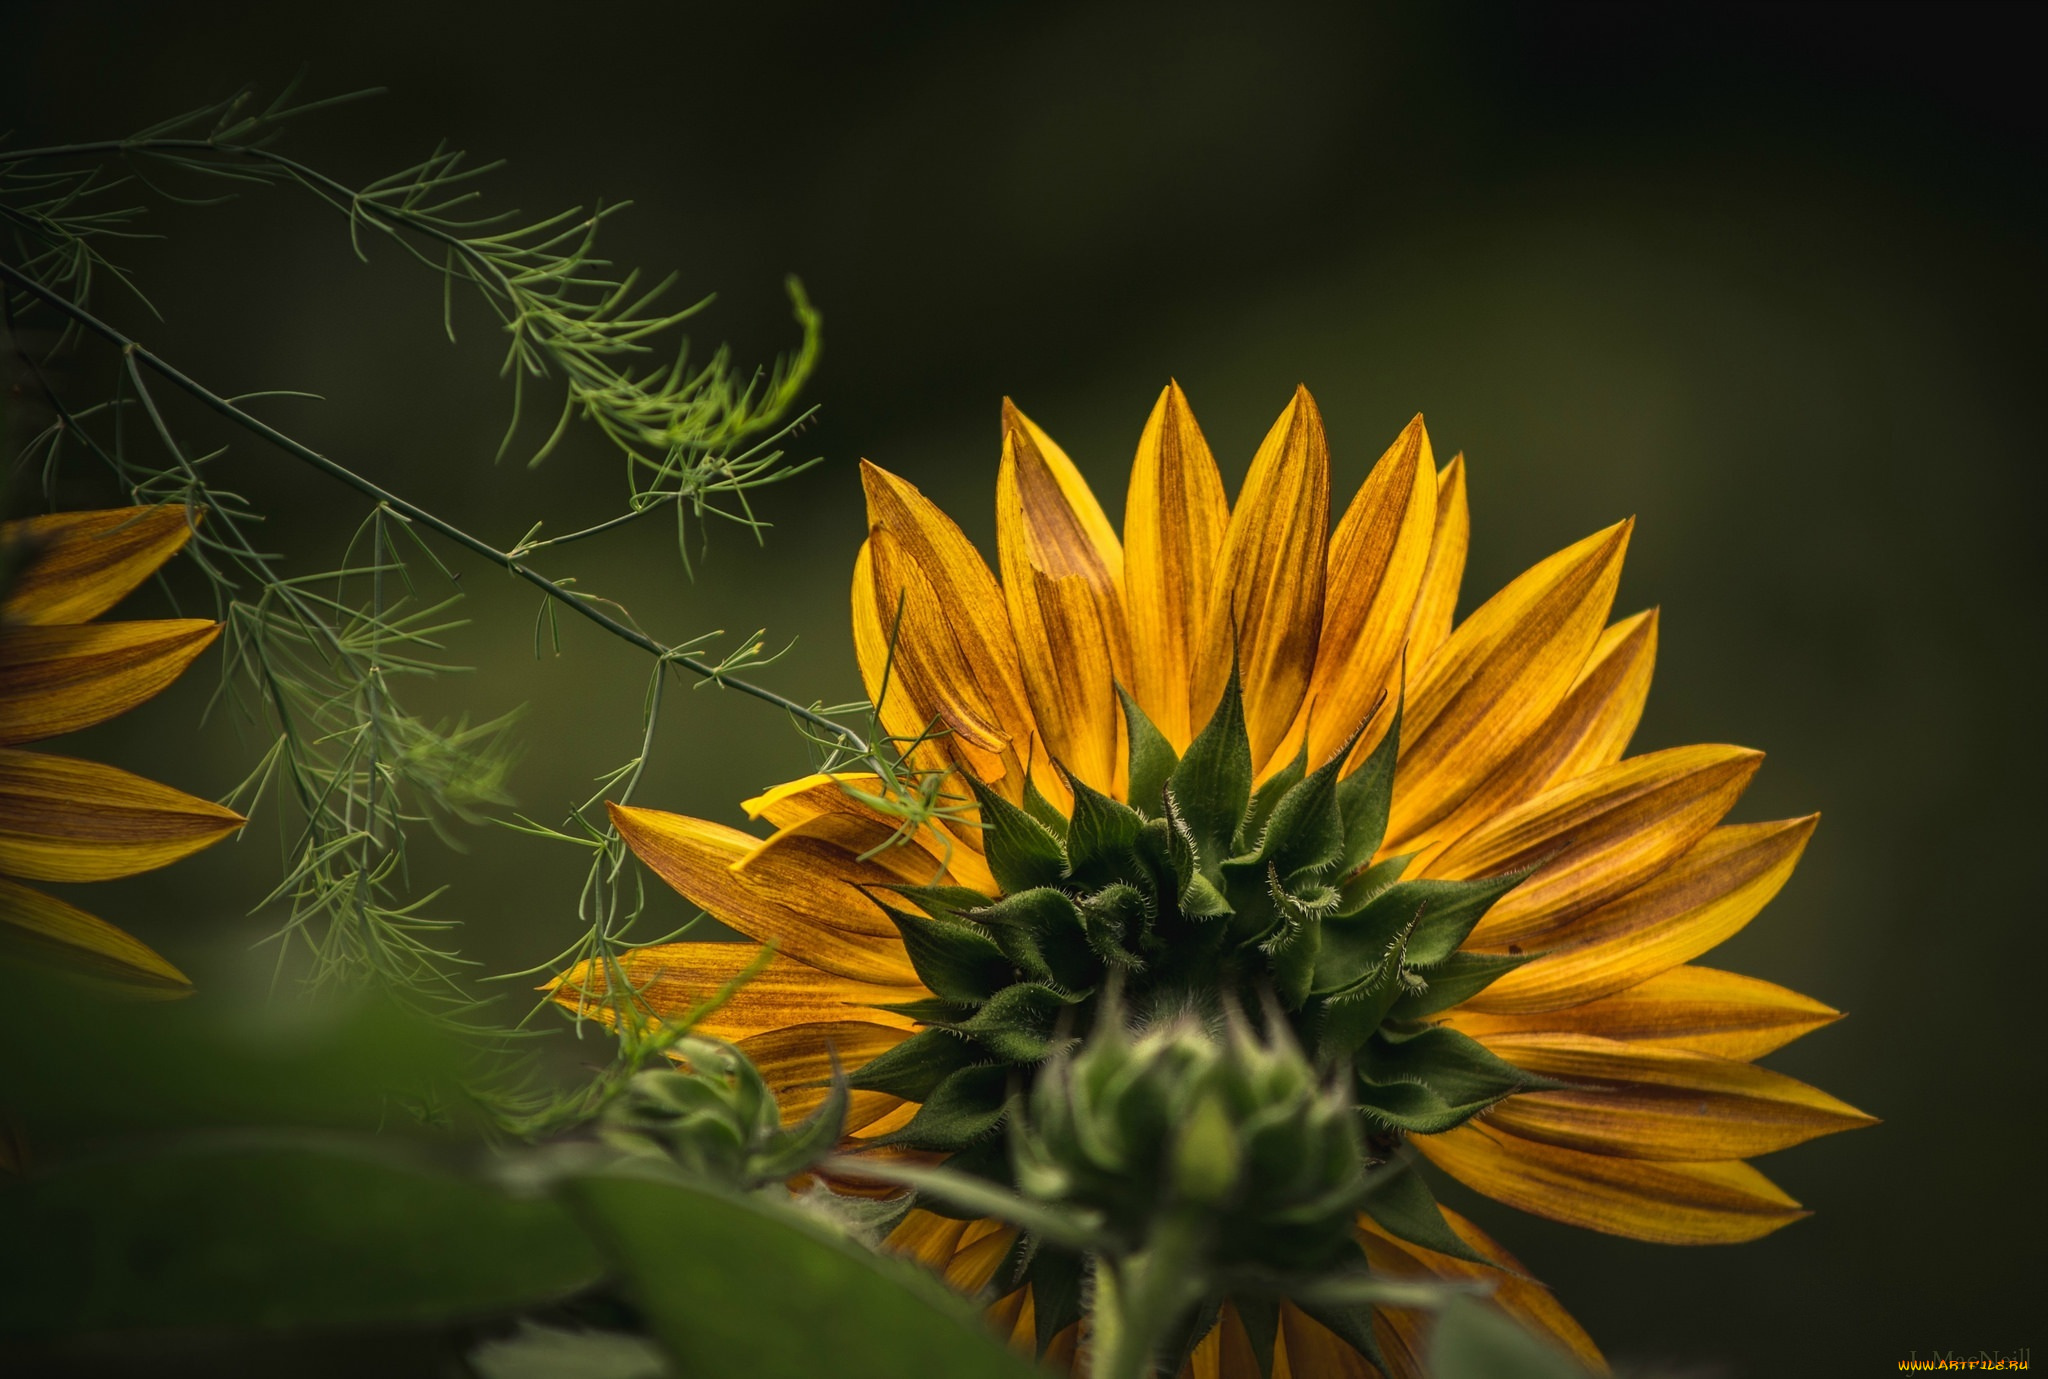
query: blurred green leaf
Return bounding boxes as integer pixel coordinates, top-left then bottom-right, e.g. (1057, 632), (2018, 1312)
(568, 1171), (1037, 1379)
(0, 1143), (604, 1333)
(1428, 1298), (1595, 1379)
(470, 1322), (673, 1379)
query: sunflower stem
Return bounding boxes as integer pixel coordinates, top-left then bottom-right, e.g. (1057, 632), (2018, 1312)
(1090, 1208), (1211, 1379)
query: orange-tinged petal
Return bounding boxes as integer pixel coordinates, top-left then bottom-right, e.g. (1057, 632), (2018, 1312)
(0, 506), (196, 627)
(735, 811), (958, 906)
(1415, 1122), (1807, 1244)
(1442, 965), (1840, 1060)
(1434, 744), (1762, 947)
(1465, 817), (1818, 1013)
(866, 527), (1014, 781)
(732, 1020), (911, 1093)
(1196, 386), (1330, 775)
(851, 545), (958, 781)
(0, 748), (243, 882)
(1404, 454), (1468, 670)
(1390, 521), (1629, 844)
(860, 461), (1037, 775)
(944, 1221), (1019, 1292)
(1357, 1204), (1606, 1374)
(999, 408), (1131, 796)
(1480, 1032), (1875, 1160)
(609, 806), (919, 983)
(0, 876), (191, 994)
(548, 941), (925, 1040)
(1308, 414), (1436, 771)
(1125, 381), (1230, 751)
(1404, 610), (1658, 867)
(887, 1208), (971, 1269)
(0, 620), (220, 746)
(741, 772), (996, 894)
(1273, 1301), (1377, 1378)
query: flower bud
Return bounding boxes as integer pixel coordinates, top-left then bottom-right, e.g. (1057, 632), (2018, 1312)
(600, 1035), (843, 1189)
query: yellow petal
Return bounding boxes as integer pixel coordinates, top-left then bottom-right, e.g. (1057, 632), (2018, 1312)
(1441, 964), (1840, 1060)
(1434, 743), (1762, 947)
(0, 876), (190, 994)
(1356, 1204), (1607, 1374)
(1390, 520), (1629, 845)
(1124, 381), (1230, 751)
(741, 772), (997, 894)
(1273, 1302), (1377, 1379)
(865, 527), (1013, 776)
(1464, 817), (1818, 1014)
(1196, 386), (1330, 775)
(732, 1020), (911, 1092)
(998, 407), (1131, 796)
(0, 506), (196, 627)
(1404, 454), (1468, 670)
(0, 748), (243, 882)
(1415, 1122), (1807, 1244)
(944, 1221), (1019, 1293)
(607, 805), (919, 985)
(1404, 610), (1658, 868)
(0, 620), (220, 746)
(734, 811), (958, 916)
(1480, 1032), (1875, 1160)
(887, 1208), (971, 1268)
(548, 940), (924, 1040)
(860, 461), (1037, 779)
(1187, 1302), (1266, 1379)
(1307, 414), (1436, 771)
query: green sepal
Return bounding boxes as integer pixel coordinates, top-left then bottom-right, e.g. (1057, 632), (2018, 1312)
(1262, 898), (1323, 1012)
(1355, 1025), (1556, 1135)
(1255, 727), (1360, 883)
(877, 996), (978, 1025)
(1311, 977), (1404, 1071)
(879, 902), (1015, 1003)
(1335, 852), (1413, 917)
(1023, 776), (1071, 840)
(1310, 889), (1416, 996)
(851, 1027), (980, 1100)
(967, 777), (1067, 894)
(1164, 796), (1234, 920)
(1023, 1245), (1087, 1357)
(1118, 684), (1179, 821)
(1390, 951), (1530, 1019)
(1063, 774), (1146, 888)
(1334, 689), (1402, 878)
(1233, 1291), (1279, 1378)
(1358, 1159), (1490, 1266)
(753, 1067), (852, 1181)
(1167, 666), (1253, 865)
(1367, 873), (1528, 968)
(1080, 882), (1149, 968)
(953, 982), (1085, 1063)
(969, 887), (1100, 991)
(880, 1063), (1011, 1150)
(1166, 1297), (1226, 1379)
(1242, 742), (1306, 847)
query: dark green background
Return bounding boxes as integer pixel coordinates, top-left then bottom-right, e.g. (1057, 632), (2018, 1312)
(4, 2), (2041, 1375)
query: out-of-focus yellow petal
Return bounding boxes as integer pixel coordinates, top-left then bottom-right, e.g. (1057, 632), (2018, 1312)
(733, 1020), (911, 1126)
(1357, 1204), (1607, 1374)
(1464, 817), (1817, 1013)
(606, 805), (919, 985)
(1125, 381), (1230, 752)
(860, 461), (1037, 784)
(1442, 965), (1840, 1060)
(1415, 1122), (1807, 1244)
(0, 620), (220, 746)
(0, 876), (190, 995)
(0, 505), (196, 627)
(887, 1209), (971, 1269)
(741, 772), (997, 894)
(999, 406), (1130, 796)
(0, 748), (243, 882)
(1404, 610), (1658, 866)
(1272, 1302), (1377, 1379)
(1480, 1032), (1876, 1160)
(1433, 743), (1762, 947)
(1196, 386), (1330, 776)
(1390, 521), (1629, 845)
(1186, 1302), (1265, 1379)
(944, 1220), (1019, 1293)
(547, 940), (925, 1040)
(1308, 414), (1436, 772)
(1404, 454), (1468, 671)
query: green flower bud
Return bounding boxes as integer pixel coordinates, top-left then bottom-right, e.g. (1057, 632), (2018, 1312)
(600, 1035), (844, 1190)
(1011, 1003), (1369, 1274)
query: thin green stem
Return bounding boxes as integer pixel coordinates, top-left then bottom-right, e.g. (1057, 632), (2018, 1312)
(1092, 1211), (1212, 1379)
(0, 259), (870, 762)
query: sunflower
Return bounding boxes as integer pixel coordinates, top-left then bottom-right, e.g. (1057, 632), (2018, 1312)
(0, 505), (241, 1000)
(555, 385), (1872, 1376)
